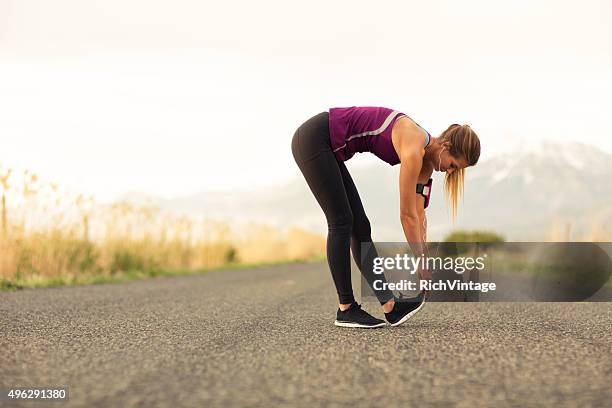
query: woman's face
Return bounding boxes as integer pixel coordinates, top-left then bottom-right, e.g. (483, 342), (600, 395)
(436, 145), (469, 174)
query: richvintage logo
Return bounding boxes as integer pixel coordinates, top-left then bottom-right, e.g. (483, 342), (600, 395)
(371, 254), (495, 293)
(360, 242), (612, 302)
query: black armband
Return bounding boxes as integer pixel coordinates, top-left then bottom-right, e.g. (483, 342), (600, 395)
(416, 178), (433, 208)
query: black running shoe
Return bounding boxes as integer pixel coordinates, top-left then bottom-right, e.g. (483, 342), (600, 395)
(384, 293), (426, 327)
(334, 302), (386, 328)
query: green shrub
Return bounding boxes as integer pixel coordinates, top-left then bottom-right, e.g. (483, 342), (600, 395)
(444, 230), (505, 243)
(225, 246), (237, 263)
(110, 250), (146, 274)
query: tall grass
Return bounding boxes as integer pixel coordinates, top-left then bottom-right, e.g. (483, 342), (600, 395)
(547, 218), (612, 242)
(0, 165), (325, 289)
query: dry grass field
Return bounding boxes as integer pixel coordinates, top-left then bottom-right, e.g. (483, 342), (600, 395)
(0, 166), (324, 289)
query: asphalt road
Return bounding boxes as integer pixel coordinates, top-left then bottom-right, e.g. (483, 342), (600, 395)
(1, 262), (611, 407)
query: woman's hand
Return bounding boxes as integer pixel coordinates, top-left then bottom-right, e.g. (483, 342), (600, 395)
(417, 267), (432, 298)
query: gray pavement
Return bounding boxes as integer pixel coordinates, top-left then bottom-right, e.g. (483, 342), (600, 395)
(1, 262), (611, 407)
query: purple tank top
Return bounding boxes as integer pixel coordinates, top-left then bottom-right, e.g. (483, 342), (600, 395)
(328, 106), (431, 165)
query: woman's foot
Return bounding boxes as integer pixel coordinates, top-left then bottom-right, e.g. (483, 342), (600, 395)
(334, 302), (386, 328)
(384, 293), (426, 327)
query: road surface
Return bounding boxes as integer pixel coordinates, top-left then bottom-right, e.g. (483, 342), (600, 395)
(1, 262), (611, 407)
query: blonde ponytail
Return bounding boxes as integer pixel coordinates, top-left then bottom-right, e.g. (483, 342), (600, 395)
(439, 124), (480, 220)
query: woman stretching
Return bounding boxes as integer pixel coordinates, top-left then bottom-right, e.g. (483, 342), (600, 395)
(291, 107), (481, 328)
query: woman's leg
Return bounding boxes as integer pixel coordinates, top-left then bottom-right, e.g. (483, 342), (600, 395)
(291, 113), (355, 305)
(337, 162), (395, 306)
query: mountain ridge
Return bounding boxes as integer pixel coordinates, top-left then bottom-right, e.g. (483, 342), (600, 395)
(120, 141), (612, 241)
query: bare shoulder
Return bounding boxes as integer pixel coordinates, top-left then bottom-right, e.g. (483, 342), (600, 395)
(392, 116), (425, 160)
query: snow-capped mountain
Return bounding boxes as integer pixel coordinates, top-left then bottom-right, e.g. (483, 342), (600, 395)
(121, 141), (612, 241)
(426, 141), (612, 240)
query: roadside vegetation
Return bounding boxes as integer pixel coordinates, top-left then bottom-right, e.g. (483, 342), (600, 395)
(0, 165), (325, 291)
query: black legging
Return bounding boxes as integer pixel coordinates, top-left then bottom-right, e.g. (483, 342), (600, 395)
(291, 111), (394, 305)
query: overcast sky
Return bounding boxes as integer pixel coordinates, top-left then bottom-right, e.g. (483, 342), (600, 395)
(1, 0), (610, 201)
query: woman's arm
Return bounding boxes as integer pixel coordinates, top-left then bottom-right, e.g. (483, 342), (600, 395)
(398, 162), (431, 264)
(393, 122), (433, 293)
(417, 197), (427, 242)
(395, 129), (427, 259)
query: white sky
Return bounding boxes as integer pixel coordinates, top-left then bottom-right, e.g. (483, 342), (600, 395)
(1, 0), (611, 201)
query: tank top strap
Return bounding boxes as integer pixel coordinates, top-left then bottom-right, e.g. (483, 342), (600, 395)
(424, 130), (431, 147)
